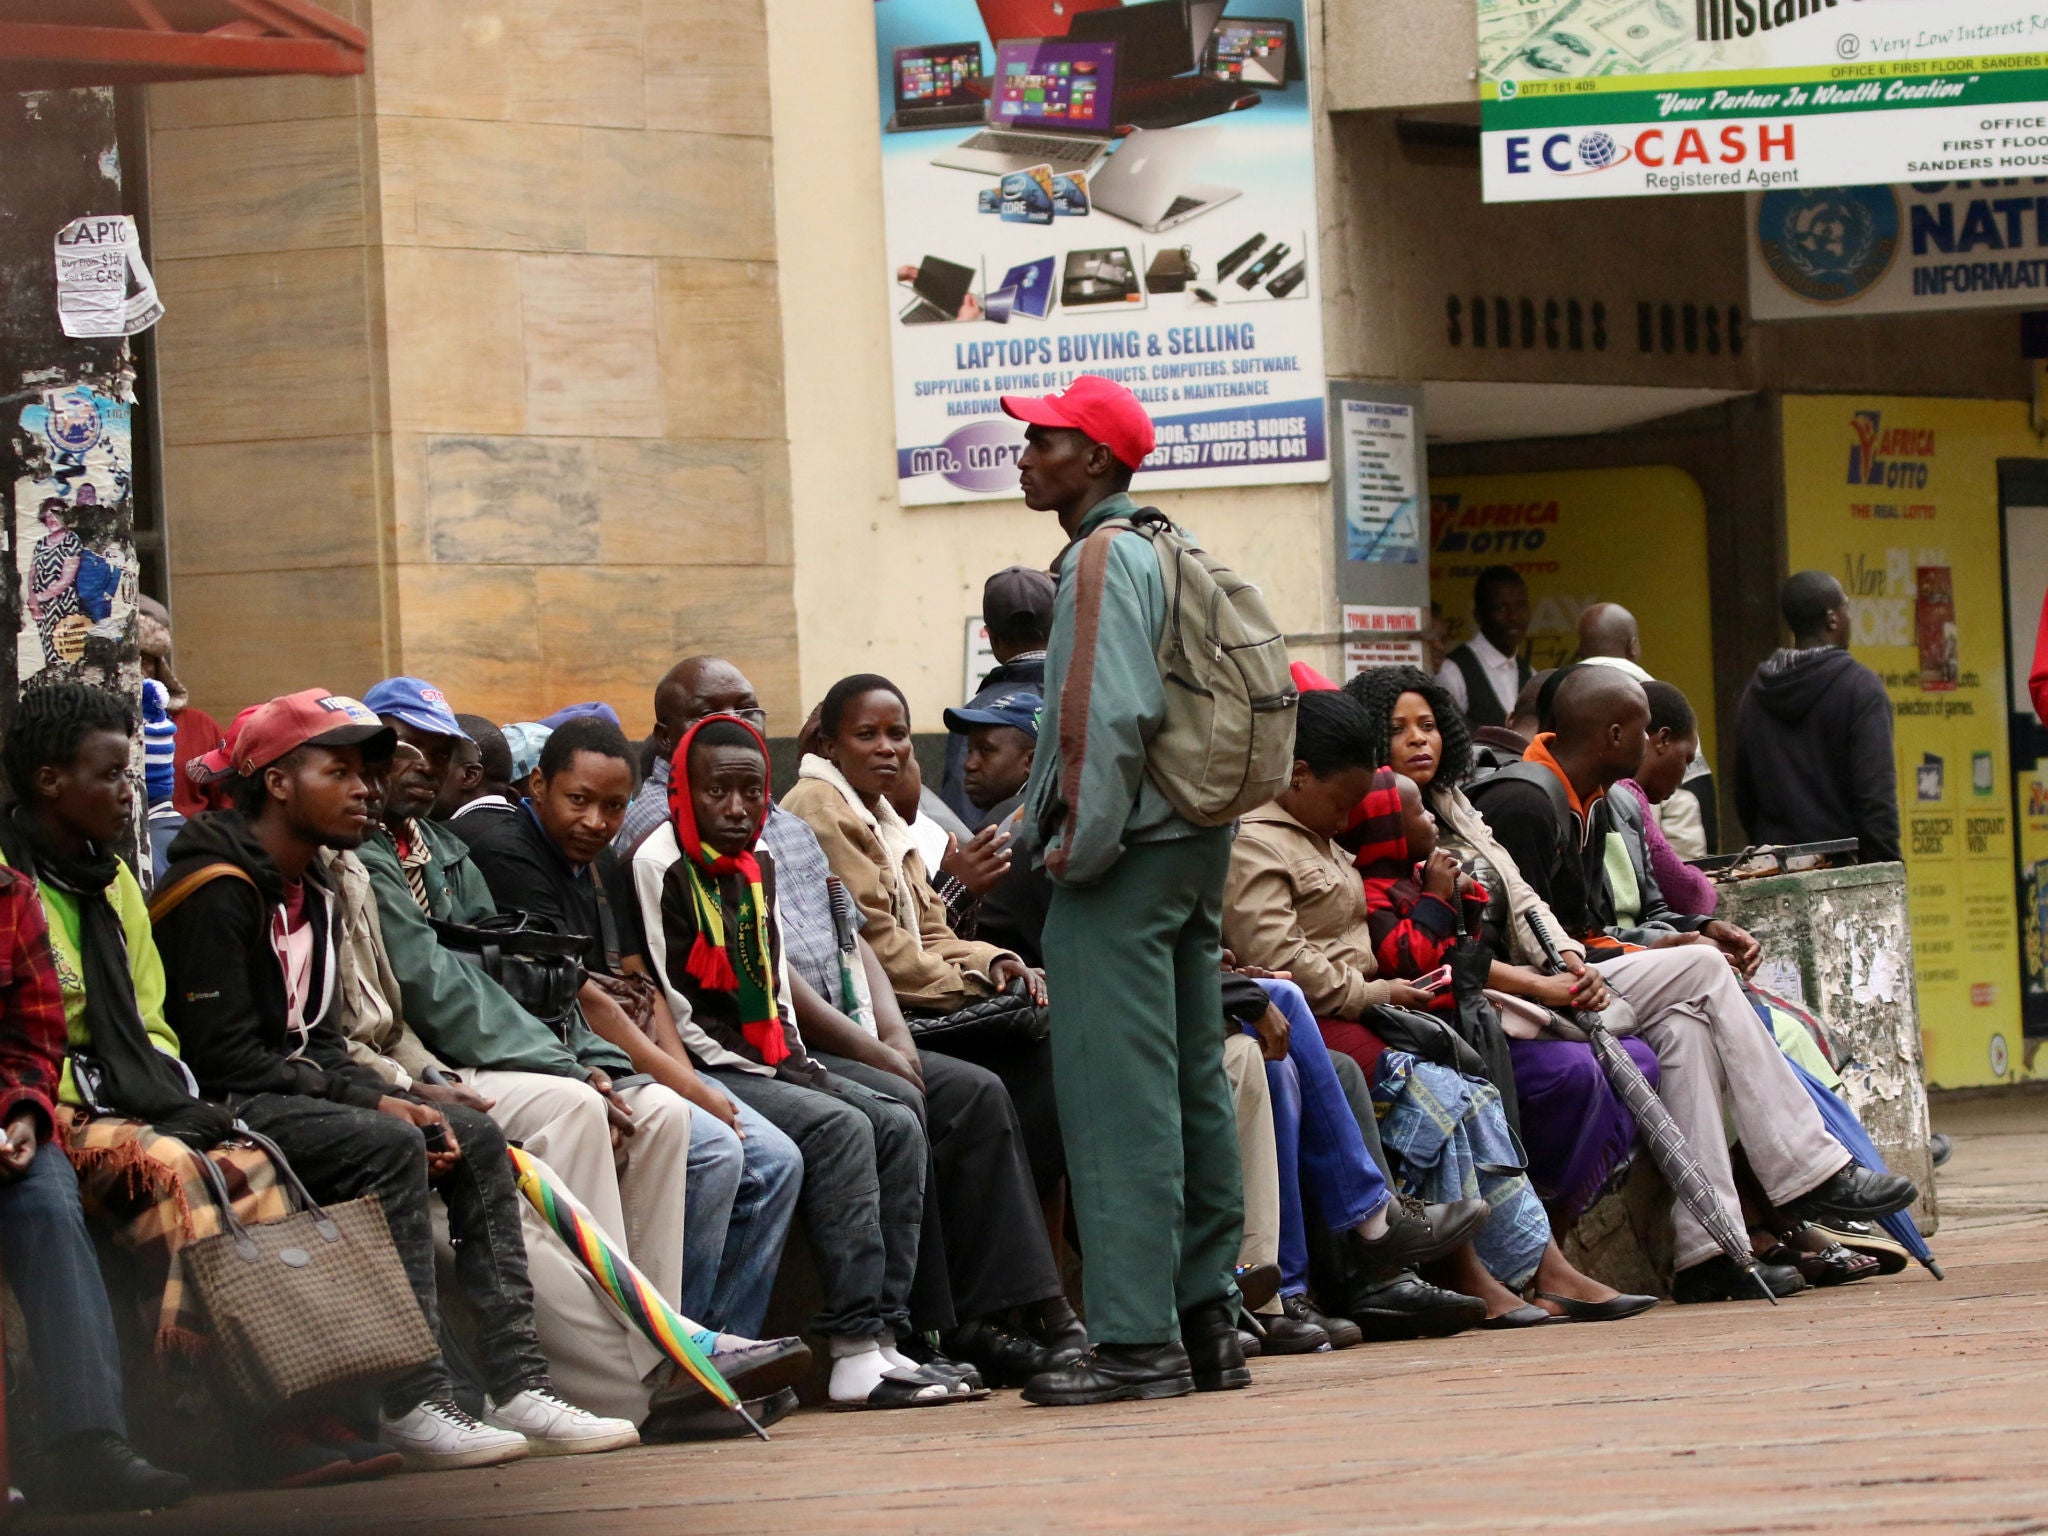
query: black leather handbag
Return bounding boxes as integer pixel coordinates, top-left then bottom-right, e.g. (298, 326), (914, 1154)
(906, 976), (1051, 1048)
(429, 911), (586, 1034)
(1362, 1003), (1489, 1078)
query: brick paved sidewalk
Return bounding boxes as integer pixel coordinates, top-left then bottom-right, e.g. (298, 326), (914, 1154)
(33, 1094), (2048, 1536)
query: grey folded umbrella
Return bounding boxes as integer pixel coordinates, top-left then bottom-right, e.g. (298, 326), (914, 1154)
(1525, 911), (1777, 1305)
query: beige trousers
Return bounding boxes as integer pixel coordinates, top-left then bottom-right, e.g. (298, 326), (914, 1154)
(1223, 1032), (1282, 1314)
(458, 1070), (694, 1421)
(1599, 945), (1849, 1269)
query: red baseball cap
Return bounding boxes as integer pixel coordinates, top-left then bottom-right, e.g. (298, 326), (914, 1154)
(228, 689), (395, 777)
(187, 703), (262, 785)
(1000, 375), (1155, 469)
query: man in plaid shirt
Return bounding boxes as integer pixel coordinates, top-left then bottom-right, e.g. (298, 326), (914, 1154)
(0, 864), (190, 1512)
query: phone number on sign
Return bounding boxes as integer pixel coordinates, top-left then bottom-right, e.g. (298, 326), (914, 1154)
(1156, 437), (1312, 466)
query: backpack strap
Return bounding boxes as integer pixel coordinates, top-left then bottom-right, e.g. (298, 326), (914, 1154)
(147, 861), (258, 924)
(1467, 761), (1572, 842)
(1046, 521), (1126, 882)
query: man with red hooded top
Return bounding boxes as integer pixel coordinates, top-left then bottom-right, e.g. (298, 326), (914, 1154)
(1002, 376), (1249, 1407)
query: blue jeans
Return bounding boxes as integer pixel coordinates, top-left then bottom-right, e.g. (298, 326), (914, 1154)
(683, 1098), (801, 1338)
(0, 1139), (126, 1441)
(1252, 979), (1392, 1297)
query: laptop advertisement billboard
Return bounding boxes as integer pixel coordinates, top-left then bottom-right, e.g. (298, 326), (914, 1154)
(875, 0), (1328, 505)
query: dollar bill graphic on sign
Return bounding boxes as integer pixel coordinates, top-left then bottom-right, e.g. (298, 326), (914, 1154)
(1478, 0), (1726, 82)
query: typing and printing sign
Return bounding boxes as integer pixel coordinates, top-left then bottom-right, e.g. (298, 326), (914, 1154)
(1478, 0), (2048, 203)
(873, 0), (1328, 504)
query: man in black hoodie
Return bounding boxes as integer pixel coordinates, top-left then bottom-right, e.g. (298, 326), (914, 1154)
(1733, 571), (1901, 862)
(941, 565), (1053, 825)
(154, 690), (635, 1470)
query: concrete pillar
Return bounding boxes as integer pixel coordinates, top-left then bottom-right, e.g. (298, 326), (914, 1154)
(0, 86), (144, 721)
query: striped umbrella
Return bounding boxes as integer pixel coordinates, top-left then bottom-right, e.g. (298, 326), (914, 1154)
(1524, 913), (1777, 1305)
(508, 1146), (767, 1440)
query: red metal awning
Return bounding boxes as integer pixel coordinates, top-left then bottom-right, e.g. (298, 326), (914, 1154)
(0, 0), (366, 90)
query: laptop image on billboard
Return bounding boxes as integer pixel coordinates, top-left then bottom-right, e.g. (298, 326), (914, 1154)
(1088, 125), (1239, 233)
(887, 42), (987, 132)
(1069, 0), (1255, 129)
(999, 257), (1058, 317)
(930, 38), (1122, 176)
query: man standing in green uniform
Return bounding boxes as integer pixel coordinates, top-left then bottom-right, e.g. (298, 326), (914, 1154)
(1004, 376), (1248, 1406)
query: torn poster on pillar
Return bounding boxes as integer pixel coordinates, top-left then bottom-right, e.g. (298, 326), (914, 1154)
(54, 215), (163, 338)
(12, 383), (138, 682)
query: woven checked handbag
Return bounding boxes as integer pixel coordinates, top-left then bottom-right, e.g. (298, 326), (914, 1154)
(184, 1128), (438, 1406)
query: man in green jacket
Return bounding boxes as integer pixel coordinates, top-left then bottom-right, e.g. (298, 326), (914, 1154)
(354, 679), (701, 1333)
(1004, 376), (1247, 1407)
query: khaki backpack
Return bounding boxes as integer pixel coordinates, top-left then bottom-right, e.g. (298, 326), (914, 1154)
(1063, 508), (1298, 829)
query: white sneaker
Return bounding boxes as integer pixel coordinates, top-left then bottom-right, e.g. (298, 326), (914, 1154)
(484, 1387), (640, 1457)
(379, 1400), (530, 1472)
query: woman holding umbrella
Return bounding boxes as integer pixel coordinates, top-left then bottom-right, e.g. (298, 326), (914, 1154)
(1222, 688), (1654, 1327)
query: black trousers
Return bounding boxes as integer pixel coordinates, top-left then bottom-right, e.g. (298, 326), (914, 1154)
(230, 1094), (548, 1413)
(821, 1050), (1063, 1329)
(918, 1032), (1066, 1200)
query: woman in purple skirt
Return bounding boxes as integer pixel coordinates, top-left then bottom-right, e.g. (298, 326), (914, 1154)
(1345, 666), (1661, 1250)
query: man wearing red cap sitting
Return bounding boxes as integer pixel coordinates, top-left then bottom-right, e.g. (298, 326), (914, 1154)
(999, 376), (1249, 1407)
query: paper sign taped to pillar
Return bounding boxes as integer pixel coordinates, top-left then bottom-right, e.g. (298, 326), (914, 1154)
(54, 215), (163, 339)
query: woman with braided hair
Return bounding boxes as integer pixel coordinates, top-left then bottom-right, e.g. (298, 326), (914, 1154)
(1342, 665), (1664, 1275)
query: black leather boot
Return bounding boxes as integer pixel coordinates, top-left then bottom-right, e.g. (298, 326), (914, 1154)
(1179, 1301), (1252, 1391)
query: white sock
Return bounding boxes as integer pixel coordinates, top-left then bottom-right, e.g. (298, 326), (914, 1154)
(1357, 1199), (1393, 1241)
(829, 1336), (955, 1404)
(878, 1336), (921, 1373)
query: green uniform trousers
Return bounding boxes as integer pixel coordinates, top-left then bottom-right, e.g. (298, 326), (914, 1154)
(1041, 826), (1245, 1345)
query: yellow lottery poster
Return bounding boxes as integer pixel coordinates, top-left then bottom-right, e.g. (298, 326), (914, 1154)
(1430, 466), (1719, 764)
(1781, 396), (2026, 1088)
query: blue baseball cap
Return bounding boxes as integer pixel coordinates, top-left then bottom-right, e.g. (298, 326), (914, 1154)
(540, 700), (621, 732)
(361, 676), (472, 741)
(943, 690), (1042, 740)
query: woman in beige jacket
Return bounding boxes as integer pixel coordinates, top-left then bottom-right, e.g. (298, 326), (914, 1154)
(781, 673), (1067, 1204)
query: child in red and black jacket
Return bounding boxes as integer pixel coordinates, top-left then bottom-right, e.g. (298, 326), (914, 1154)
(1352, 767), (1488, 1018)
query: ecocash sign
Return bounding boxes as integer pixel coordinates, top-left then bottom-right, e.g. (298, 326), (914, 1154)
(1507, 122), (1798, 189)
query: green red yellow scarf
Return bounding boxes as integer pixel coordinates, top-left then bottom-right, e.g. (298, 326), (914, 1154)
(666, 715), (787, 1067)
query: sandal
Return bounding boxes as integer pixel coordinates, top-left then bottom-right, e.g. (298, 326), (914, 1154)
(830, 1363), (975, 1411)
(1792, 1240), (1880, 1287)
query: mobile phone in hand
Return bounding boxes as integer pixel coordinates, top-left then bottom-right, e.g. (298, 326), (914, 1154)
(421, 1121), (448, 1152)
(1416, 964), (1453, 994)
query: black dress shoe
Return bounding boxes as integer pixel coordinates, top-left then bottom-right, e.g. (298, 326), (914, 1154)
(945, 1319), (1059, 1387)
(1779, 1163), (1917, 1226)
(1021, 1342), (1195, 1406)
(51, 1432), (191, 1512)
(1253, 1306), (1330, 1354)
(1285, 1293), (1362, 1350)
(1672, 1254), (1806, 1304)
(642, 1386), (800, 1442)
(1345, 1195), (1492, 1275)
(1342, 1269), (1488, 1340)
(1235, 1262), (1283, 1311)
(1180, 1301), (1253, 1391)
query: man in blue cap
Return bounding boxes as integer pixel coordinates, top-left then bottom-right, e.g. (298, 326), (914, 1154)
(352, 678), (810, 1429)
(942, 689), (1041, 829)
